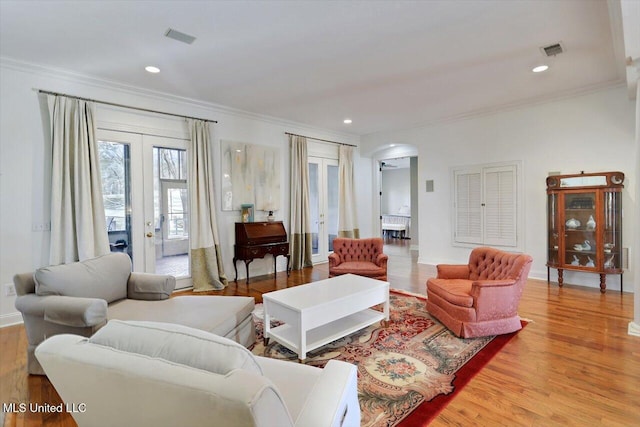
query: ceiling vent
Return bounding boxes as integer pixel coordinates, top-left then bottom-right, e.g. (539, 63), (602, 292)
(164, 28), (196, 45)
(541, 42), (564, 57)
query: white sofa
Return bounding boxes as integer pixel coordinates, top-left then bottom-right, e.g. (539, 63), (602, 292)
(35, 320), (360, 427)
(14, 253), (255, 374)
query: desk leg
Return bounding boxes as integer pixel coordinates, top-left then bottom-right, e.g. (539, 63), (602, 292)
(273, 255), (277, 278)
(233, 258), (238, 282)
(286, 255), (291, 276)
(244, 260), (253, 284)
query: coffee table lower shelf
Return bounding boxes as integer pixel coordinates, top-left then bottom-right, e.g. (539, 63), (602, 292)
(267, 309), (385, 359)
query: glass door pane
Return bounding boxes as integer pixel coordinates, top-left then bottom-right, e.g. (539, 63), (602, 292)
(153, 147), (190, 278)
(326, 164), (338, 252)
(308, 157), (338, 263)
(603, 191), (622, 270)
(547, 193), (558, 266)
(309, 162), (320, 256)
(564, 191), (596, 269)
(98, 141), (132, 261)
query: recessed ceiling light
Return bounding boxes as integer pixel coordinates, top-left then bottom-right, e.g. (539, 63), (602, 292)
(145, 66), (160, 73)
(343, 119), (352, 124)
(532, 65), (549, 73)
(390, 144), (396, 147)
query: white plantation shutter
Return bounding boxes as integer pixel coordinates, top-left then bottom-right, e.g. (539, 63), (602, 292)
(453, 162), (519, 248)
(454, 169), (482, 244)
(484, 165), (516, 247)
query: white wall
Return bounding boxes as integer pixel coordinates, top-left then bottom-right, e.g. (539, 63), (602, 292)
(0, 60), (366, 326)
(362, 86), (637, 292)
(381, 168), (410, 214)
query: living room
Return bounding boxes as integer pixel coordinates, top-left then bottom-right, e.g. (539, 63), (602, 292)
(1, 1), (639, 426)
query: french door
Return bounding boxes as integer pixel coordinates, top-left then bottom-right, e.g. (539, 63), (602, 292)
(97, 129), (192, 289)
(308, 157), (339, 264)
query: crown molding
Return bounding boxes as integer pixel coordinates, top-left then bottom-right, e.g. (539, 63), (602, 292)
(0, 57), (359, 144)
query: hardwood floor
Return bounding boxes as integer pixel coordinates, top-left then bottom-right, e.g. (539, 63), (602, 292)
(1, 242), (638, 426)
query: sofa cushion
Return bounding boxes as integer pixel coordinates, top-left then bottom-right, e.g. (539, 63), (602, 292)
(426, 278), (474, 308)
(107, 295), (255, 338)
(89, 320), (262, 375)
(34, 253), (130, 303)
(329, 262), (385, 277)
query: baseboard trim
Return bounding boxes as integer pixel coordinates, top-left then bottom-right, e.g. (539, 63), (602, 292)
(628, 321), (640, 337)
(0, 312), (23, 328)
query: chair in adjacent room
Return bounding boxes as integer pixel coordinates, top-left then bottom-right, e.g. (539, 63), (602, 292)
(328, 237), (388, 281)
(426, 246), (533, 338)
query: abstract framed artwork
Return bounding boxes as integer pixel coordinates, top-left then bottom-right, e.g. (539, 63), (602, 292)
(221, 140), (281, 212)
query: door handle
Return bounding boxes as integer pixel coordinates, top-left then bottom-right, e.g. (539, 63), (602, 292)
(146, 232), (154, 238)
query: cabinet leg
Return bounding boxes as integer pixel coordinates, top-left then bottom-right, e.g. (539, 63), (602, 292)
(286, 255), (291, 276)
(558, 269), (563, 287)
(233, 258), (238, 282)
(547, 266), (550, 285)
(599, 274), (606, 293)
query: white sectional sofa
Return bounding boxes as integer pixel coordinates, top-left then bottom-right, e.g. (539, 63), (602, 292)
(14, 252), (255, 374)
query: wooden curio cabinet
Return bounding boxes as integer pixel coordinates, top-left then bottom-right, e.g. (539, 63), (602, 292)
(546, 171), (624, 293)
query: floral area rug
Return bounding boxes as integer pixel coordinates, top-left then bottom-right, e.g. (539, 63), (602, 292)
(252, 291), (522, 426)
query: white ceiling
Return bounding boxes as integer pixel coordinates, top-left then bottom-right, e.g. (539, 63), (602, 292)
(0, 0), (635, 136)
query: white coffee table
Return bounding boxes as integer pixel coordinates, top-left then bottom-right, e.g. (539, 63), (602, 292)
(262, 274), (390, 361)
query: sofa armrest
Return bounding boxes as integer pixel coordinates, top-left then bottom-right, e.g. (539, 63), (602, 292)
(436, 264), (470, 279)
(127, 272), (176, 300)
(328, 253), (342, 268)
(13, 272), (36, 296)
(471, 279), (520, 320)
(16, 294), (107, 327)
(295, 360), (360, 427)
(375, 253), (388, 269)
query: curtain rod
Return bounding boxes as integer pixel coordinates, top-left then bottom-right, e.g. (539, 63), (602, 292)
(36, 89), (217, 123)
(285, 132), (357, 147)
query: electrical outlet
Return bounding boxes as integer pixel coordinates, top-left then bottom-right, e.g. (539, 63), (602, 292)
(4, 283), (16, 297)
(31, 222), (51, 232)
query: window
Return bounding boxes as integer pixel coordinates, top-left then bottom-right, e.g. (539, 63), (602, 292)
(452, 161), (521, 249)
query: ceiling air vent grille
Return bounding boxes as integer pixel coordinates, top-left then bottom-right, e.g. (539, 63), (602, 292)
(164, 28), (196, 45)
(541, 42), (564, 57)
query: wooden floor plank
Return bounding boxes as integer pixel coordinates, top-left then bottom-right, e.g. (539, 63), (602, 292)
(1, 241), (638, 426)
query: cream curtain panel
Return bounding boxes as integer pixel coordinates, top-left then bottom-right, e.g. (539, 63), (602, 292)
(47, 95), (110, 265)
(338, 145), (360, 238)
(188, 120), (227, 291)
(289, 135), (313, 270)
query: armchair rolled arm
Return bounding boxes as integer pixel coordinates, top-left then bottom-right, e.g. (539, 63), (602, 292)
(471, 279), (520, 320)
(128, 272), (176, 300)
(16, 294), (107, 327)
(328, 253), (342, 268)
(375, 253), (388, 268)
(436, 264), (470, 279)
(295, 360), (360, 427)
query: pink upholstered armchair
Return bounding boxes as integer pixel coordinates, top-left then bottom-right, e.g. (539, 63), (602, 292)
(328, 238), (388, 281)
(426, 247), (533, 338)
